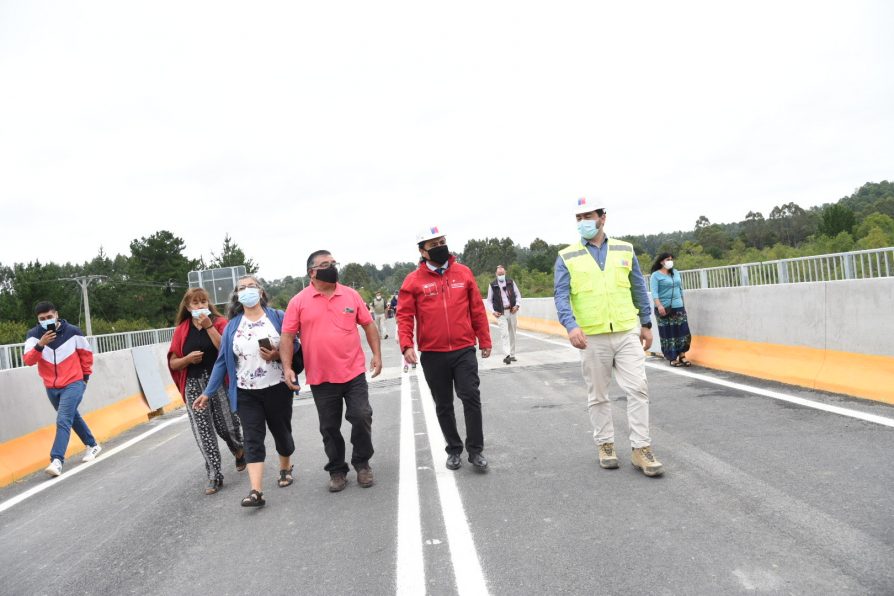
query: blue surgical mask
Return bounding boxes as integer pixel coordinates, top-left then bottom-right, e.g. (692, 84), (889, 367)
(191, 308), (212, 318)
(577, 219), (598, 240)
(39, 318), (57, 330)
(237, 288), (261, 308)
(497, 275), (506, 282)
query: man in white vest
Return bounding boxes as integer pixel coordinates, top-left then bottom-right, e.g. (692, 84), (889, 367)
(486, 265), (522, 365)
(553, 197), (663, 477)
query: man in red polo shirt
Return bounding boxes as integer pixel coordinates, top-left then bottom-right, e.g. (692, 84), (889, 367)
(280, 250), (382, 493)
(398, 226), (493, 471)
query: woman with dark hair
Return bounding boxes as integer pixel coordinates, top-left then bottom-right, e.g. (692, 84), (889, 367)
(195, 276), (298, 508)
(168, 288), (245, 495)
(649, 253), (692, 367)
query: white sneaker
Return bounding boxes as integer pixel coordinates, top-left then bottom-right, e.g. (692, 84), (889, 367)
(82, 444), (102, 462)
(45, 459), (63, 477)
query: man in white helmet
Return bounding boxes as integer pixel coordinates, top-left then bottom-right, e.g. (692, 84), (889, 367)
(554, 198), (663, 477)
(397, 226), (493, 471)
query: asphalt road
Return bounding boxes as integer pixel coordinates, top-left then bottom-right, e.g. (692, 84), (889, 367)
(2, 319), (893, 596)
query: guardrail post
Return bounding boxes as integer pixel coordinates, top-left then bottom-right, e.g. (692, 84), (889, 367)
(739, 265), (750, 286)
(153, 330), (160, 344)
(125, 333), (133, 349)
(699, 270), (708, 289)
(0, 347), (8, 370)
(843, 254), (855, 279)
(776, 261), (789, 284)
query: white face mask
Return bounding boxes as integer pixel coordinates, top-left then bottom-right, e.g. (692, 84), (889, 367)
(664, 260), (674, 269)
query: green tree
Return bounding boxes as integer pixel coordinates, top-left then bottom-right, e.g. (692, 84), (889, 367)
(854, 213), (894, 242)
(339, 262), (370, 290)
(818, 204), (856, 237)
(461, 237), (517, 275)
(128, 231), (199, 324)
(209, 234), (259, 273)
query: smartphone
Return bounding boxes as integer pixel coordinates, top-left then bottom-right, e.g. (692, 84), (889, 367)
(258, 338), (273, 351)
(46, 323), (57, 332)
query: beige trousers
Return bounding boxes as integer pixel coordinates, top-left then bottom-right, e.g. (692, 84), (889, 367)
(374, 313), (387, 337)
(579, 329), (651, 448)
(497, 311), (518, 357)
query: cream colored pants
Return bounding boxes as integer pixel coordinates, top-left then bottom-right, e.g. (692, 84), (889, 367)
(374, 313), (387, 337)
(497, 311), (517, 357)
(579, 329), (651, 448)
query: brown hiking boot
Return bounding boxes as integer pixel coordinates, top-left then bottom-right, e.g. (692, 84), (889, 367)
(329, 472), (348, 492)
(631, 446), (664, 477)
(598, 442), (619, 469)
(357, 466), (374, 488)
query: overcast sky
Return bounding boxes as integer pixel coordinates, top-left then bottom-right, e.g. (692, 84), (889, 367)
(1, 1), (892, 280)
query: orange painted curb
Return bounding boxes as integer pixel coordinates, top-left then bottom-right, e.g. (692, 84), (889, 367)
(511, 315), (894, 405)
(0, 383), (183, 488)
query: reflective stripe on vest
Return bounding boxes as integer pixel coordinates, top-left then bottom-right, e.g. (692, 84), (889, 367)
(559, 239), (639, 335)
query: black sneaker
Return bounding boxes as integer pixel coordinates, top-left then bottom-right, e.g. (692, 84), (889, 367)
(503, 355), (511, 365)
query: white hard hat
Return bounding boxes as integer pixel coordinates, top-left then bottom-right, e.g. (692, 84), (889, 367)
(574, 196), (605, 215)
(416, 226), (445, 243)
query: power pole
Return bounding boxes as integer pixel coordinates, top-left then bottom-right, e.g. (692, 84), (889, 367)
(59, 275), (107, 336)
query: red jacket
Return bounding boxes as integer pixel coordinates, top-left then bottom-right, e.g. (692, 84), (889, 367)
(23, 320), (93, 389)
(398, 257), (492, 353)
(167, 316), (228, 402)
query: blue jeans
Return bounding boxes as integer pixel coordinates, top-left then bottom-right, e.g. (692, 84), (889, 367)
(46, 381), (97, 463)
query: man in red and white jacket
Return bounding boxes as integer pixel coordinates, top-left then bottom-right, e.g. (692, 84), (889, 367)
(398, 226), (492, 471)
(23, 301), (102, 477)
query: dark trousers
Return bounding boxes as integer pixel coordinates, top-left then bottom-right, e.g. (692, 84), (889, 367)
(309, 373), (374, 475)
(420, 347), (484, 455)
(236, 382), (295, 464)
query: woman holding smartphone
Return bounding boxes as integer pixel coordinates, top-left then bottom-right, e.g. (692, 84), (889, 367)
(195, 276), (298, 507)
(168, 288), (245, 495)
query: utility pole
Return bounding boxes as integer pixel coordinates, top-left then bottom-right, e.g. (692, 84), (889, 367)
(59, 275), (107, 336)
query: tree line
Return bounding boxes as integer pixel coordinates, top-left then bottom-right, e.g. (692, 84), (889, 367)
(2, 181), (892, 344)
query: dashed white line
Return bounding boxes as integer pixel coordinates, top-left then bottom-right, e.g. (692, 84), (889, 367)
(396, 373), (426, 596)
(515, 328), (894, 428)
(415, 367), (490, 596)
(0, 414), (187, 515)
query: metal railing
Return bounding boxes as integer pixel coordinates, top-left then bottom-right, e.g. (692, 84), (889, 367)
(678, 247), (894, 290)
(0, 327), (176, 371)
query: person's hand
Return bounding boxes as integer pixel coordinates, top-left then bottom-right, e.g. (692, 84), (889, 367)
(403, 347), (418, 365)
(284, 368), (301, 391)
(186, 350), (204, 364)
(195, 313), (213, 330)
(568, 328), (588, 350)
(640, 327), (653, 350)
(193, 395), (209, 411)
(38, 330), (57, 346)
(369, 354), (382, 378)
(657, 305), (667, 317)
(510, 306), (519, 314)
(481, 348), (491, 358)
(259, 347), (280, 362)
(493, 311), (502, 318)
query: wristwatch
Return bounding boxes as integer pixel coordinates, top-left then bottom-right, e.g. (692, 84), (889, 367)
(641, 322), (652, 329)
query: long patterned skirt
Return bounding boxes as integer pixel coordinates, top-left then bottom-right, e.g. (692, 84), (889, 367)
(656, 307), (692, 362)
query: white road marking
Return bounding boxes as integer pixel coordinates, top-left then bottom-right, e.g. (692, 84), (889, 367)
(0, 415), (187, 515)
(415, 367), (490, 596)
(514, 329), (894, 428)
(396, 373), (426, 596)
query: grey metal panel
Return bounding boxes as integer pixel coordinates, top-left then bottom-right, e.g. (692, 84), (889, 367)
(131, 346), (171, 410)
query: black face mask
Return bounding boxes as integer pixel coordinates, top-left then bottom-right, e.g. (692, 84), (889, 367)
(426, 244), (450, 265)
(315, 266), (338, 284)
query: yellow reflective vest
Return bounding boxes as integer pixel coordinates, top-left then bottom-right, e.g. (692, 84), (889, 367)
(559, 239), (639, 335)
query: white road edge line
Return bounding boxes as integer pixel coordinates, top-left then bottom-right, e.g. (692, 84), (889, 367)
(513, 328), (894, 429)
(415, 367), (491, 596)
(396, 372), (426, 596)
(0, 414), (188, 515)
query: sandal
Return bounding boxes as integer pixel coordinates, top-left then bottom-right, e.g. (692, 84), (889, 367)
(235, 449), (247, 472)
(680, 357), (692, 367)
(205, 477), (222, 495)
(670, 360), (684, 367)
(278, 465), (294, 488)
(241, 489), (265, 507)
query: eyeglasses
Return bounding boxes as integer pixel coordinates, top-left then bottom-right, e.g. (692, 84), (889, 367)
(312, 261), (339, 270)
(236, 284), (260, 291)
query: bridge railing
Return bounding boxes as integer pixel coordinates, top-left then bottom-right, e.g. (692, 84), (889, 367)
(678, 247), (894, 290)
(0, 327), (176, 371)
